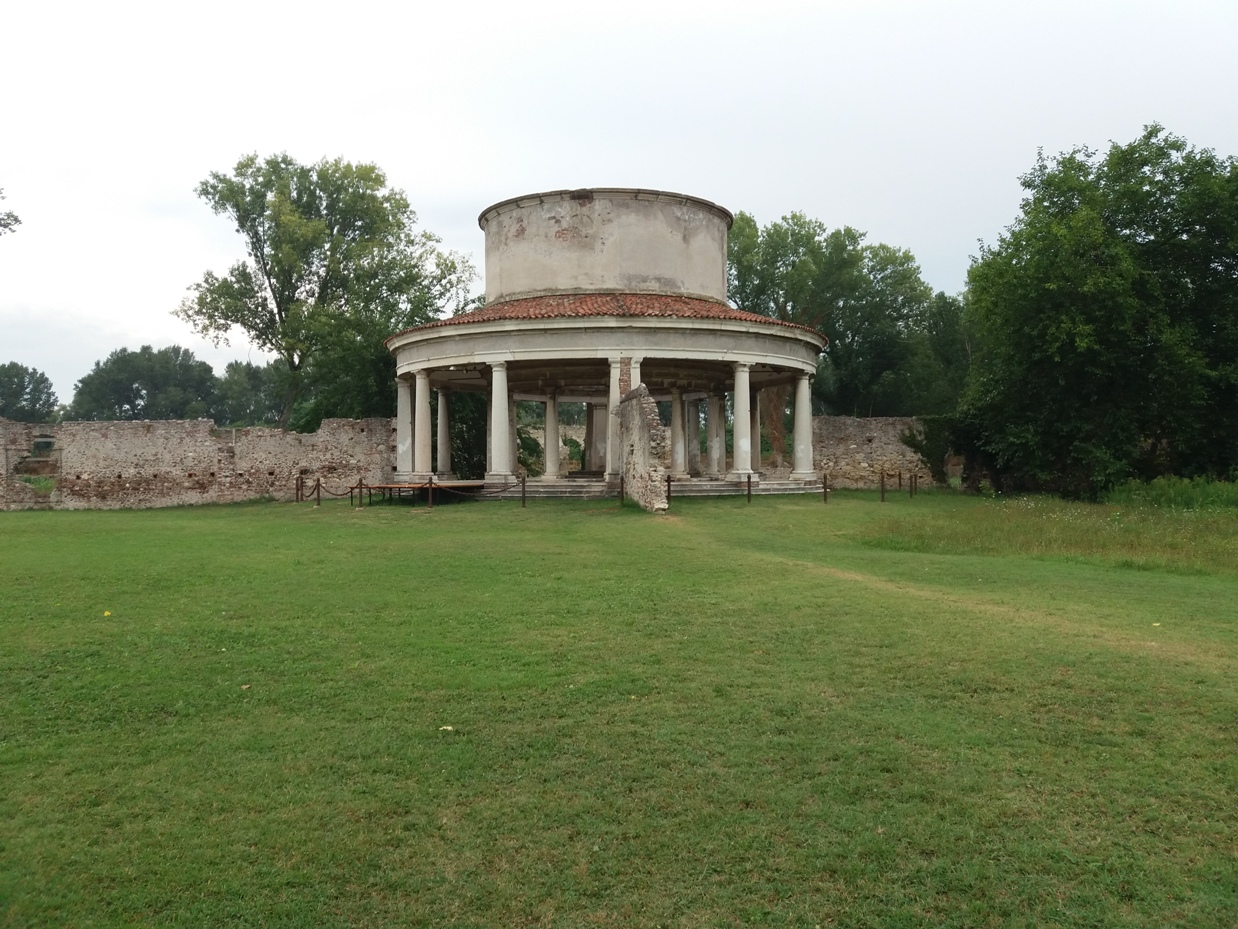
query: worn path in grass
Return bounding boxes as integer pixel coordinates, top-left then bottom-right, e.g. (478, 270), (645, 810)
(2, 493), (1235, 927)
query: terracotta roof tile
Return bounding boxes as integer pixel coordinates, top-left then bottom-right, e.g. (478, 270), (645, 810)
(387, 293), (824, 343)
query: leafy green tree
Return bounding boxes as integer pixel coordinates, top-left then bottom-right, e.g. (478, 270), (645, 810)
(962, 126), (1238, 497)
(177, 153), (474, 428)
(0, 362), (57, 422)
(728, 212), (946, 463)
(214, 360), (283, 426)
(69, 345), (217, 421)
(0, 188), (19, 236)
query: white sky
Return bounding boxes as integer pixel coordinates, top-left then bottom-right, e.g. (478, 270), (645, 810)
(3, 0), (1236, 404)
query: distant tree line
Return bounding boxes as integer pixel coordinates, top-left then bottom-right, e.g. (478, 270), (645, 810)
(8, 128), (1234, 498)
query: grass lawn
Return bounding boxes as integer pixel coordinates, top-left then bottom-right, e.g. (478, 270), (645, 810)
(2, 491), (1235, 927)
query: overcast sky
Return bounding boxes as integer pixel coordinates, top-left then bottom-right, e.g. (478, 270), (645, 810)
(3, 0), (1236, 404)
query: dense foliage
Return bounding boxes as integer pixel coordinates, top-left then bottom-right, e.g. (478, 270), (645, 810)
(69, 345), (218, 421)
(176, 153), (473, 428)
(961, 126), (1238, 497)
(0, 362), (57, 422)
(728, 212), (966, 421)
(0, 187), (19, 236)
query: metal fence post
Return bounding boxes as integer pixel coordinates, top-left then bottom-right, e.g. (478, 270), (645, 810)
(880, 472), (886, 502)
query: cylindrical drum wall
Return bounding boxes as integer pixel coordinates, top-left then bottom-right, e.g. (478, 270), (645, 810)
(478, 188), (733, 306)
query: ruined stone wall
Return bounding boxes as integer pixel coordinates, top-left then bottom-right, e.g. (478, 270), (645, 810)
(811, 416), (929, 489)
(617, 385), (668, 512)
(2, 418), (394, 511)
(1, 418), (36, 510)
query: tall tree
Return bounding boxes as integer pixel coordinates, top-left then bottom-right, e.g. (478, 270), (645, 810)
(0, 188), (20, 236)
(176, 154), (473, 427)
(962, 126), (1238, 497)
(214, 360), (283, 426)
(728, 212), (942, 463)
(69, 345), (217, 421)
(0, 362), (57, 422)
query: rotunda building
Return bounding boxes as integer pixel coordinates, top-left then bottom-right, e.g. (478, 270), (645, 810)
(385, 188), (825, 491)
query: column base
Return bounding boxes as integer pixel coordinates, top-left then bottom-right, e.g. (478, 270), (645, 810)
(485, 471), (515, 483)
(434, 471), (457, 481)
(725, 470), (755, 482)
(789, 471), (819, 482)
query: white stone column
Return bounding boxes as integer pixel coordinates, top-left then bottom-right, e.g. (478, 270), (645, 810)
(606, 359), (621, 480)
(487, 362), (512, 480)
(436, 388), (453, 477)
(687, 399), (701, 475)
(395, 377), (413, 475)
(414, 369), (432, 477)
(706, 395), (723, 476)
(670, 388), (688, 477)
(544, 392), (560, 478)
(750, 390), (762, 474)
(790, 372), (816, 480)
(728, 364), (753, 478)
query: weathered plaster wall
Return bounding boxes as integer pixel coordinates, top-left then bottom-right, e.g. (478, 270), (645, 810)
(2, 418), (393, 511)
(480, 189), (731, 305)
(811, 416), (929, 489)
(618, 385), (668, 512)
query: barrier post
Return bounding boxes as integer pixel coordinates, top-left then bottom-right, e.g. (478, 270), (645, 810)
(666, 474), (672, 504)
(315, 478), (321, 507)
(747, 474), (752, 503)
(823, 472), (828, 504)
(880, 473), (886, 502)
(521, 475), (526, 508)
(428, 474), (434, 509)
(619, 475), (624, 504)
(898, 471), (903, 490)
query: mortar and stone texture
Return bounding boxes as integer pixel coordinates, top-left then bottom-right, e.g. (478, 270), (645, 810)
(1, 413), (932, 511)
(812, 416), (931, 488)
(1, 417), (392, 511)
(617, 385), (669, 512)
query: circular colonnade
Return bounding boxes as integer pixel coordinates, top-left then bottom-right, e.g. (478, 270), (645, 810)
(385, 188), (826, 488)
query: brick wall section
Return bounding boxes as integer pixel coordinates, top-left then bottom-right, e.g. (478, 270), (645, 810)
(2, 417), (393, 511)
(1, 418), (36, 511)
(812, 416), (929, 489)
(618, 385), (668, 512)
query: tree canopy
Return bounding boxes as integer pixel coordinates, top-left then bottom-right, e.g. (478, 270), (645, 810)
(176, 154), (474, 428)
(68, 345), (218, 422)
(960, 125), (1238, 497)
(0, 362), (57, 422)
(727, 211), (964, 431)
(0, 188), (19, 236)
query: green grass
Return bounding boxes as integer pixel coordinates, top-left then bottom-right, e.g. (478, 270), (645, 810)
(15, 475), (56, 494)
(2, 492), (1235, 927)
(1104, 476), (1238, 511)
